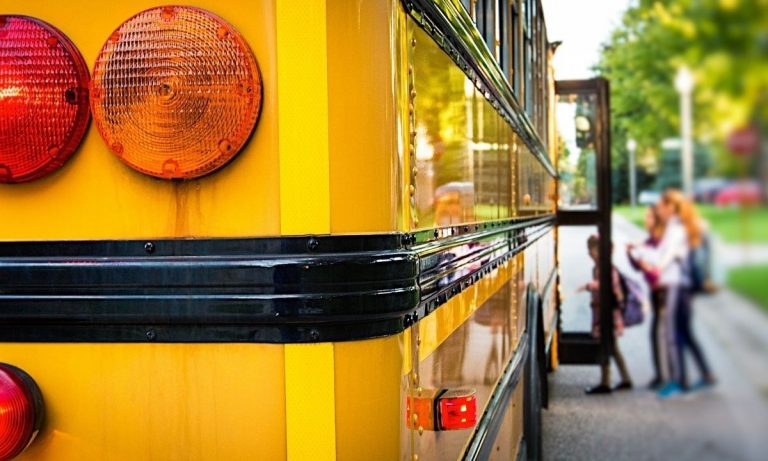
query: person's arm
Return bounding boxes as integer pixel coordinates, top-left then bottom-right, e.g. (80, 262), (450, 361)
(611, 267), (624, 308)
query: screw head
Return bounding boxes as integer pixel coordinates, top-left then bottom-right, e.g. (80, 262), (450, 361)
(307, 238), (319, 252)
(145, 329), (156, 340)
(144, 242), (155, 254)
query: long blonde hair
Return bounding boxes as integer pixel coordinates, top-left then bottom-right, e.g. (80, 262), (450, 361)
(661, 189), (702, 248)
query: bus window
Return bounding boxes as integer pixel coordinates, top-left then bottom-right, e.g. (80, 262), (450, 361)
(499, 0), (510, 77)
(477, 0), (496, 56)
(461, 0), (474, 18)
(511, 1), (520, 95)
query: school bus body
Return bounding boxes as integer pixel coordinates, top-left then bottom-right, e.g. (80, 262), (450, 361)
(0, 1), (557, 460)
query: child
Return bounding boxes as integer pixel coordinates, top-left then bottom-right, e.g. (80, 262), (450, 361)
(627, 206), (667, 389)
(581, 234), (633, 394)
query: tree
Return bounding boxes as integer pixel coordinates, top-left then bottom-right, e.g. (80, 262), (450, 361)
(596, 0), (768, 185)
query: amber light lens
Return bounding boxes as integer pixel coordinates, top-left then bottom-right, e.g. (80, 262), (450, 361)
(90, 6), (262, 179)
(0, 16), (90, 184)
(0, 364), (44, 461)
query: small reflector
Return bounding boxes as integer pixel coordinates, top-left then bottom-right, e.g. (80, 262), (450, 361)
(406, 388), (476, 431)
(437, 389), (477, 430)
(90, 6), (262, 179)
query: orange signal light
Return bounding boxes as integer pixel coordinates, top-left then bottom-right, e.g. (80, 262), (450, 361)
(90, 6), (262, 179)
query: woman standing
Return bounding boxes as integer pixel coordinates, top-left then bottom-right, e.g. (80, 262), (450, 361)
(654, 190), (715, 398)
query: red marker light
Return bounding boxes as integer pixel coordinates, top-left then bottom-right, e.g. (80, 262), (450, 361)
(0, 364), (45, 461)
(0, 16), (90, 184)
(406, 388), (476, 431)
(437, 389), (477, 430)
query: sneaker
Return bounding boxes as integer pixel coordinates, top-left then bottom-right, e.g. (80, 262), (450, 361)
(657, 381), (684, 399)
(613, 381), (633, 391)
(585, 384), (612, 395)
(647, 377), (663, 390)
(690, 377), (716, 392)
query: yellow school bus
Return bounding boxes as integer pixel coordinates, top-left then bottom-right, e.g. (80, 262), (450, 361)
(0, 0), (561, 460)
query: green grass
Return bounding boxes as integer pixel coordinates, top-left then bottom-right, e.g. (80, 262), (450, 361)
(614, 204), (768, 244)
(727, 265), (768, 312)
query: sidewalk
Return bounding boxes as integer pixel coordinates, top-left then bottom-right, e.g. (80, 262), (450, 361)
(542, 214), (768, 461)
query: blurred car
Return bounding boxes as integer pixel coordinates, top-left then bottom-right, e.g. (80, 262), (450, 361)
(693, 177), (730, 203)
(638, 189), (661, 206)
(714, 181), (762, 206)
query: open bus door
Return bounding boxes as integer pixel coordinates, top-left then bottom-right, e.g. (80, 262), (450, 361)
(554, 78), (614, 365)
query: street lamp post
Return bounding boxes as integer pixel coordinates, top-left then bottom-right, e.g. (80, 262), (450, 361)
(627, 138), (637, 207)
(674, 66), (695, 197)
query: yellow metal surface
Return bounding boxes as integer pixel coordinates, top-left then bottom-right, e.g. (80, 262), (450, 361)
(285, 343), (336, 461)
(326, 0), (402, 233)
(0, 0), (280, 240)
(334, 335), (405, 461)
(277, 0), (330, 235)
(0, 343), (286, 461)
(418, 256), (518, 362)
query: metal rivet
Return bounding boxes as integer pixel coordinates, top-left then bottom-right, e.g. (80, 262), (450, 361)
(144, 242), (155, 254)
(418, 426), (424, 435)
(309, 329), (320, 341)
(411, 38), (417, 47)
(145, 329), (156, 340)
(409, 184), (415, 196)
(307, 238), (319, 252)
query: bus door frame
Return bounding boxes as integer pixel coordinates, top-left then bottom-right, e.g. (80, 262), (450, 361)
(554, 77), (613, 366)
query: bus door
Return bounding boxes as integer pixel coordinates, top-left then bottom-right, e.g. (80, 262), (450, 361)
(554, 78), (613, 365)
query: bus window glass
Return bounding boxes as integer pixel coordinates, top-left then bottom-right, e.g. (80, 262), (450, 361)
(556, 92), (599, 210)
(498, 0), (509, 76)
(511, 1), (520, 95)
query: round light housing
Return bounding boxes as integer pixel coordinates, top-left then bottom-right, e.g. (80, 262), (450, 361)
(90, 6), (263, 179)
(0, 364), (44, 461)
(0, 15), (90, 184)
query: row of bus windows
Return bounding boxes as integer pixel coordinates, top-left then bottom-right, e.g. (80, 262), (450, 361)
(460, 0), (550, 140)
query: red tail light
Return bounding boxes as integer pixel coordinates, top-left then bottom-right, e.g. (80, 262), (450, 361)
(90, 6), (262, 180)
(406, 388), (477, 431)
(0, 15), (90, 184)
(0, 364), (44, 461)
(437, 389), (477, 430)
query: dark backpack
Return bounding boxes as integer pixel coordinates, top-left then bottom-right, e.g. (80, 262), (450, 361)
(616, 268), (645, 327)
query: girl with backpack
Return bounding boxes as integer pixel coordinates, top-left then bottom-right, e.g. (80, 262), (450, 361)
(581, 234), (633, 395)
(627, 206), (667, 389)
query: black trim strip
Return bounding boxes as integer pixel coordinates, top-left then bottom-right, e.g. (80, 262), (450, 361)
(401, 0), (557, 178)
(462, 331), (529, 460)
(0, 216), (554, 343)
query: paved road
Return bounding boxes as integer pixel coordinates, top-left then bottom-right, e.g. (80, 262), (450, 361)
(543, 214), (768, 461)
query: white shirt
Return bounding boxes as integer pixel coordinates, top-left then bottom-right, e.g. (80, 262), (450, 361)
(656, 216), (690, 287)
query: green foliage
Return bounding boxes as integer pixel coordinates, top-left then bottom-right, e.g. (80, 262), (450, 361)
(596, 0), (768, 181)
(615, 204), (768, 243)
(728, 265), (768, 310)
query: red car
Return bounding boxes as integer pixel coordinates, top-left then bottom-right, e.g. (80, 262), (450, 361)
(714, 181), (763, 205)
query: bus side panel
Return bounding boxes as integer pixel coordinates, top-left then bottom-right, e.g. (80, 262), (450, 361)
(1, 344), (286, 461)
(333, 334), (407, 461)
(326, 0), (404, 234)
(411, 255), (526, 460)
(0, 0), (279, 240)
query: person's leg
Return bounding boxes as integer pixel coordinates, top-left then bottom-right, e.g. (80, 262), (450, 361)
(663, 286), (681, 383)
(658, 286), (684, 398)
(650, 290), (667, 386)
(612, 338), (632, 389)
(679, 292), (715, 383)
(674, 289), (689, 389)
